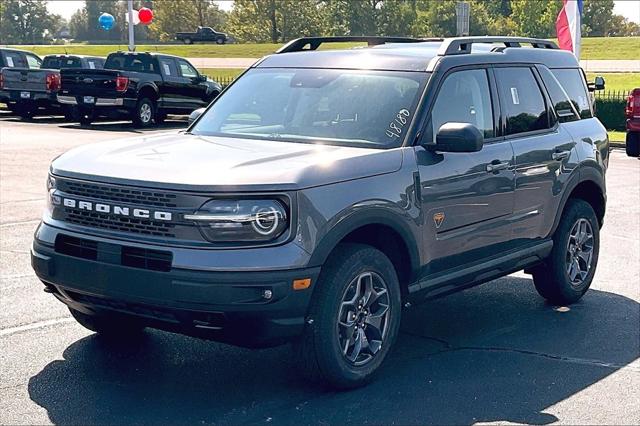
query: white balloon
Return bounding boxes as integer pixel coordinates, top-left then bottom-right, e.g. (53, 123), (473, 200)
(125, 9), (140, 25)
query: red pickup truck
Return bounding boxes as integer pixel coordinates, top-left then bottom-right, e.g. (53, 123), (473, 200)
(626, 88), (640, 157)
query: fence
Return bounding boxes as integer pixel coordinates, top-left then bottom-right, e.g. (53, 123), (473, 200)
(594, 90), (630, 131)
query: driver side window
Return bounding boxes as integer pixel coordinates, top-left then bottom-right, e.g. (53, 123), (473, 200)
(430, 69), (494, 140)
(177, 59), (198, 78)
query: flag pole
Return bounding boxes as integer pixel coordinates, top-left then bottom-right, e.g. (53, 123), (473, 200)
(127, 0), (135, 52)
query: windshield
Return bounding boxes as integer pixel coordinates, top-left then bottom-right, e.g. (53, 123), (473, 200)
(191, 68), (428, 148)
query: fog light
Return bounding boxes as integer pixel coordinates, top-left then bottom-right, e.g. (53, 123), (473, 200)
(262, 289), (273, 300)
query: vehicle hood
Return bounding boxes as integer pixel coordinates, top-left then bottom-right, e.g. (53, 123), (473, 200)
(51, 132), (403, 191)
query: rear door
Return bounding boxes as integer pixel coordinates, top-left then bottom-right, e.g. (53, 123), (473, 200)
(495, 66), (578, 243)
(416, 67), (515, 275)
(157, 57), (181, 109)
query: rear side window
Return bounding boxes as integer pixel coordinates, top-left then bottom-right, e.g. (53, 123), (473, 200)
(538, 67), (580, 123)
(495, 67), (549, 136)
(430, 69), (494, 139)
(551, 68), (592, 119)
(3, 51), (27, 68)
(159, 58), (178, 77)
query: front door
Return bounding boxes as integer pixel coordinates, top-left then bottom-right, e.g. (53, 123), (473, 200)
(176, 58), (208, 109)
(416, 68), (515, 276)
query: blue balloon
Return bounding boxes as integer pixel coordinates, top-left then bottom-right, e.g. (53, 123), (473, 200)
(98, 13), (115, 31)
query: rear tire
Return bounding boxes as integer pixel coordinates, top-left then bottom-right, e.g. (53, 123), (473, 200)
(532, 199), (600, 305)
(16, 106), (35, 120)
(294, 243), (401, 389)
(132, 97), (155, 128)
(155, 110), (167, 124)
(626, 132), (639, 157)
(69, 307), (145, 338)
(79, 111), (93, 126)
(184, 38), (192, 45)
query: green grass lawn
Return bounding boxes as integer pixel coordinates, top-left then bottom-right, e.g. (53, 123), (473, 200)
(587, 73), (639, 93)
(198, 68), (245, 80)
(7, 36), (639, 60)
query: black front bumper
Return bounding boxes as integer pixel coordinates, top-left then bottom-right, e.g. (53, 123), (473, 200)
(32, 235), (320, 348)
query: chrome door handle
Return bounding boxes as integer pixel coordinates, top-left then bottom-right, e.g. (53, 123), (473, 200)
(486, 161), (510, 173)
(552, 150), (570, 161)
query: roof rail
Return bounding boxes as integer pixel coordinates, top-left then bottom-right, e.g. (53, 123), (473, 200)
(276, 36), (432, 54)
(437, 36), (558, 56)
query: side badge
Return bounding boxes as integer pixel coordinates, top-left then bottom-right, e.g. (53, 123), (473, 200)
(433, 212), (445, 229)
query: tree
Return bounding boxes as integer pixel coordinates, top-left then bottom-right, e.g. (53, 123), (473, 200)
(582, 0), (614, 36)
(193, 0), (227, 28)
(69, 7), (89, 40)
(510, 0), (560, 38)
(148, 0), (199, 41)
(0, 0), (58, 44)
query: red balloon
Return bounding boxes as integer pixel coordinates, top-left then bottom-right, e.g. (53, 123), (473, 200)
(138, 7), (153, 24)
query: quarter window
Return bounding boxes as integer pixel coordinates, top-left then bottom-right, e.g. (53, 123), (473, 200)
(495, 67), (549, 136)
(430, 69), (494, 139)
(551, 68), (593, 119)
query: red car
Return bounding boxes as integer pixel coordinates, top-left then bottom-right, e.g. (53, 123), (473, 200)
(626, 88), (640, 157)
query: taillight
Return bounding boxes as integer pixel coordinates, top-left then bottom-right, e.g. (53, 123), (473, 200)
(115, 76), (129, 92)
(45, 73), (61, 92)
(0, 72), (4, 89)
(626, 89), (640, 119)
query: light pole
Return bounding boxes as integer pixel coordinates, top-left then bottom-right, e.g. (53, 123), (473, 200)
(127, 0), (135, 51)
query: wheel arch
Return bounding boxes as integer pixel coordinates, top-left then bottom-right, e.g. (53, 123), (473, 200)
(308, 210), (420, 296)
(550, 171), (606, 236)
(137, 84), (159, 101)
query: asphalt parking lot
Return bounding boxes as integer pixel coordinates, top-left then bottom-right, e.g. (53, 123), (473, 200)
(1, 113), (638, 425)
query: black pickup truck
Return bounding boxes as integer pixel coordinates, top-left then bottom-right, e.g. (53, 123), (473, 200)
(176, 26), (229, 44)
(1, 53), (104, 119)
(58, 51), (222, 127)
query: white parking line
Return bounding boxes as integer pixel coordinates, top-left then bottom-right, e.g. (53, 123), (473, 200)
(0, 317), (74, 337)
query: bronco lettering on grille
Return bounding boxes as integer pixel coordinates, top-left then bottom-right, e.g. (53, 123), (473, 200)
(53, 196), (173, 221)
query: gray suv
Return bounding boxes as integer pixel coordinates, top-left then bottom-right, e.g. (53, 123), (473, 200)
(31, 36), (609, 388)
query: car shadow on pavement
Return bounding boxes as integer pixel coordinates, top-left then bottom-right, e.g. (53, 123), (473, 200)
(28, 276), (639, 425)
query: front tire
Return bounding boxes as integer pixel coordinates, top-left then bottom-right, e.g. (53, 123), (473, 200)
(626, 132), (639, 157)
(294, 243), (401, 389)
(533, 199), (600, 305)
(132, 97), (155, 128)
(216, 37), (225, 45)
(69, 307), (145, 338)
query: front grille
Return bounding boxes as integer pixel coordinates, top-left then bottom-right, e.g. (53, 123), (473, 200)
(55, 234), (98, 260)
(122, 246), (172, 272)
(61, 180), (178, 208)
(54, 234), (173, 272)
(65, 209), (176, 238)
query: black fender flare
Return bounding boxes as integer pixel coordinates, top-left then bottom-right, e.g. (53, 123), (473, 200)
(307, 208), (421, 280)
(548, 166), (606, 237)
(136, 83), (159, 101)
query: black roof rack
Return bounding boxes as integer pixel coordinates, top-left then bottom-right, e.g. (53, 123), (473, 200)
(438, 36), (558, 56)
(276, 36), (435, 54)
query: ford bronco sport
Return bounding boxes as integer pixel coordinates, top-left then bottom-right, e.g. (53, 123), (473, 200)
(32, 36), (608, 389)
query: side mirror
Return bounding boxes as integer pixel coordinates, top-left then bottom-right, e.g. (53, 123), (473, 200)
(428, 122), (484, 153)
(188, 108), (205, 125)
(588, 75), (605, 92)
